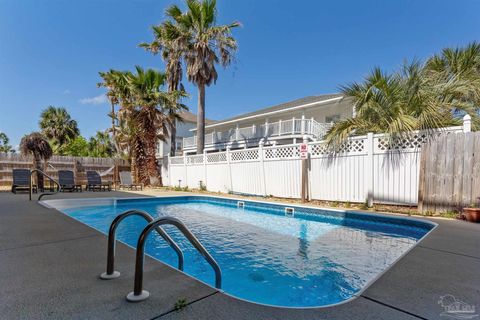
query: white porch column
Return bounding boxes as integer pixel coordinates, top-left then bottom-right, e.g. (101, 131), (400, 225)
(292, 117), (295, 134)
(278, 119), (282, 136)
(301, 114), (305, 134)
(235, 124), (239, 141)
(264, 118), (269, 138)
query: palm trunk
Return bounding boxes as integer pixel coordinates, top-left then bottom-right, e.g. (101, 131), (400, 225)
(34, 153), (43, 191)
(170, 113), (177, 157)
(145, 131), (162, 186)
(111, 102), (120, 155)
(196, 83), (206, 154)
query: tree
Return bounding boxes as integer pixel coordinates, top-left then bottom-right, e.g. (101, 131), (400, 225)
(98, 67), (183, 185)
(125, 66), (181, 185)
(39, 106), (80, 153)
(19, 132), (53, 190)
(0, 132), (13, 153)
(142, 0), (239, 153)
(88, 131), (115, 158)
(325, 58), (480, 149)
(425, 42), (480, 121)
(140, 23), (188, 156)
(61, 136), (90, 157)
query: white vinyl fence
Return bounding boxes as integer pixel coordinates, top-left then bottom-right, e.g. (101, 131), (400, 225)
(167, 127), (464, 206)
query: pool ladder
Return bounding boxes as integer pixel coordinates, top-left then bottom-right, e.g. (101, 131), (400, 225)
(100, 210), (222, 302)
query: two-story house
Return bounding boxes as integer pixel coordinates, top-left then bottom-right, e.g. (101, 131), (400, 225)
(182, 94), (353, 154)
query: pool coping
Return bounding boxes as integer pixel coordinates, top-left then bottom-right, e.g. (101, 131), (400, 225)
(40, 194), (439, 310)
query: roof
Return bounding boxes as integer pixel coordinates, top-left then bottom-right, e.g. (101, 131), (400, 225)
(209, 93), (343, 125)
(178, 111), (214, 124)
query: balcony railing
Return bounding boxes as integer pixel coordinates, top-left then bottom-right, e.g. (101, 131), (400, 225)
(183, 118), (333, 149)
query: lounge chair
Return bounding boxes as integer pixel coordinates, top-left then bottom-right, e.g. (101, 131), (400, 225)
(58, 170), (82, 192)
(119, 171), (143, 190)
(11, 169), (37, 194)
(86, 171), (111, 191)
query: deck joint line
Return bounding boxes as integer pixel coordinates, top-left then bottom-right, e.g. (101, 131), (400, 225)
(152, 291), (220, 319)
(417, 245), (480, 261)
(0, 234), (101, 254)
(361, 295), (428, 319)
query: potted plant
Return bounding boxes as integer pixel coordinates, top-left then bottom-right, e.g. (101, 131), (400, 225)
(463, 201), (480, 223)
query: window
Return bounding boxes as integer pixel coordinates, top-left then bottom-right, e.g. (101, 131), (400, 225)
(325, 114), (341, 123)
(176, 141), (183, 151)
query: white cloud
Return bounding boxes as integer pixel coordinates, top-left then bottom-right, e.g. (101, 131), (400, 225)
(79, 94), (108, 105)
(63, 89), (71, 95)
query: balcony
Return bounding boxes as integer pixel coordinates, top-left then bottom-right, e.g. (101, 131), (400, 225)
(183, 118), (332, 151)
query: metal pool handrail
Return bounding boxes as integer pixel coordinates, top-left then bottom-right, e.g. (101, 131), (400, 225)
(29, 169), (62, 201)
(100, 210), (184, 280)
(126, 216), (222, 302)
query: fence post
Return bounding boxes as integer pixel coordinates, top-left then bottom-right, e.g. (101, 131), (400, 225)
(259, 140), (267, 196)
(463, 114), (472, 133)
(366, 133), (374, 207)
(183, 153), (187, 188)
(226, 146), (233, 193)
(203, 150), (207, 189)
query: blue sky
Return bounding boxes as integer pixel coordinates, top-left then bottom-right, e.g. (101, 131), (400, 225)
(1, 0), (479, 147)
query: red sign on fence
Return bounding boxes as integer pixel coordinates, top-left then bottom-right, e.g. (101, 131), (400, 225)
(300, 143), (308, 159)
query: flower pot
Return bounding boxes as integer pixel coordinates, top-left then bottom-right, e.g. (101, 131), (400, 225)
(463, 208), (480, 223)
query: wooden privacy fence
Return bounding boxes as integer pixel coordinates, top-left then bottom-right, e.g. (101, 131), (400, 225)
(0, 153), (130, 186)
(418, 131), (480, 213)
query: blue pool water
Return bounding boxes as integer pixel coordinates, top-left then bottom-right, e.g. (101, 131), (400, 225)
(52, 196), (434, 308)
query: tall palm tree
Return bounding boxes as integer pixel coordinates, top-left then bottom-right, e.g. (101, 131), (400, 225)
(140, 24), (188, 156)
(20, 132), (53, 190)
(98, 70), (129, 155)
(142, 0), (240, 154)
(39, 106), (80, 153)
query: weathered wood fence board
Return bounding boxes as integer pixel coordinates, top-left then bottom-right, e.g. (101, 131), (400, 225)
(419, 132), (480, 213)
(0, 153), (130, 186)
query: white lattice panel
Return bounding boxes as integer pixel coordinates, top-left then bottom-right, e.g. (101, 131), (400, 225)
(309, 139), (365, 157)
(375, 134), (427, 152)
(230, 149), (259, 162)
(264, 145), (299, 159)
(206, 152), (227, 163)
(186, 155), (204, 165)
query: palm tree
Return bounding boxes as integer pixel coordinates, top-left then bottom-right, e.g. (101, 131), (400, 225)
(425, 42), (480, 121)
(140, 24), (188, 156)
(88, 131), (115, 158)
(0, 132), (13, 153)
(325, 62), (478, 148)
(126, 66), (180, 185)
(20, 132), (53, 190)
(98, 70), (129, 155)
(39, 106), (80, 153)
(142, 0), (240, 154)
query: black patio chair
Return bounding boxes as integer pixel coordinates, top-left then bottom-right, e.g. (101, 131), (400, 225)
(11, 169), (37, 194)
(58, 170), (82, 192)
(86, 171), (111, 191)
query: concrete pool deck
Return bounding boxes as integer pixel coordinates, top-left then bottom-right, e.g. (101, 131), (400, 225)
(0, 191), (478, 319)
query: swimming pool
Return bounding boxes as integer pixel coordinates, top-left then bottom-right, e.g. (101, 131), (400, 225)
(44, 196), (435, 308)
